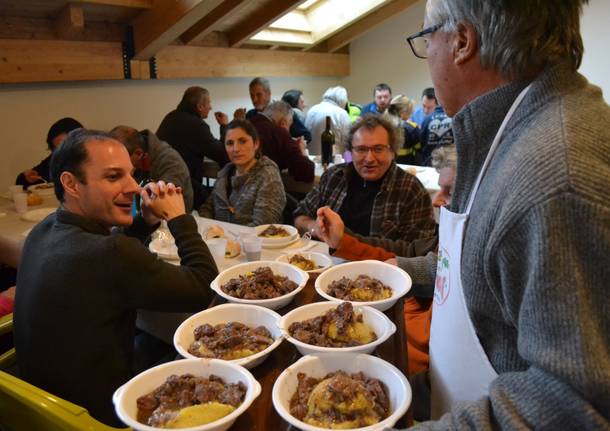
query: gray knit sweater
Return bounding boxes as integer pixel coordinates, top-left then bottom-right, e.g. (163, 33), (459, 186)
(198, 155), (286, 226)
(402, 64), (610, 429)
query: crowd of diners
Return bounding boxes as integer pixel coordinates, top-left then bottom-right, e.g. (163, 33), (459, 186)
(1, 0), (608, 429)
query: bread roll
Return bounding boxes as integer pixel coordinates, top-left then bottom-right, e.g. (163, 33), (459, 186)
(27, 193), (43, 206)
(224, 240), (241, 258)
(204, 225), (224, 240)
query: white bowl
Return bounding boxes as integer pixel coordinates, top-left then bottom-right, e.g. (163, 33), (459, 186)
(278, 301), (395, 356)
(315, 260), (411, 311)
(28, 183), (55, 196)
(254, 224), (298, 247)
(210, 260), (309, 310)
(174, 303), (283, 369)
(275, 252), (333, 274)
(113, 358), (261, 431)
(272, 353), (411, 431)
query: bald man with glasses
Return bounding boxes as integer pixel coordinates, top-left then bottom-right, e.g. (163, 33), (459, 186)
(294, 114), (436, 255)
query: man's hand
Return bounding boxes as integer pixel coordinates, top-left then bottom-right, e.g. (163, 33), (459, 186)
(214, 111), (229, 126)
(384, 258), (398, 266)
(233, 108), (247, 121)
(24, 169), (42, 184)
(140, 180), (185, 224)
(315, 206), (345, 249)
(295, 136), (307, 155)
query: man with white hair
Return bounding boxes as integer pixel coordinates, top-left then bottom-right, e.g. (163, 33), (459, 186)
(305, 86), (353, 155)
(394, 0), (609, 428)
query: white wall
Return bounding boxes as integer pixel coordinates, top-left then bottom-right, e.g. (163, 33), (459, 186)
(1, 0), (608, 187)
(0, 76), (339, 187)
(343, 0), (610, 105)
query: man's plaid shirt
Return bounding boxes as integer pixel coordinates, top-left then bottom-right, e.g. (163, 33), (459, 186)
(294, 162), (436, 254)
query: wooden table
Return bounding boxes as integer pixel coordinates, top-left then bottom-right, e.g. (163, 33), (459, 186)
(215, 277), (411, 430)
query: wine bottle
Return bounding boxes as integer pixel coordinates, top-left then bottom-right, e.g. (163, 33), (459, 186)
(321, 116), (334, 169)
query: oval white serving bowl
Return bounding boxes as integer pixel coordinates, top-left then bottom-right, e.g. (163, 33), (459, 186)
(272, 353), (411, 431)
(174, 303), (283, 369)
(253, 224), (298, 247)
(210, 260), (309, 310)
(275, 252), (333, 275)
(278, 301), (395, 356)
(314, 260), (411, 311)
(113, 358), (261, 431)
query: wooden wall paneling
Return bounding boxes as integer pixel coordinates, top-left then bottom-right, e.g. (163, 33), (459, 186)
(154, 45), (349, 78)
(0, 39), (125, 83)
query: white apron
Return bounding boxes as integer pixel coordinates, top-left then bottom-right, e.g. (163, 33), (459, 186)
(429, 85), (531, 419)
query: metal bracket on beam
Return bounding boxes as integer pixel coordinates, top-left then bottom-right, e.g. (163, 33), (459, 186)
(149, 57), (157, 79)
(122, 25), (135, 79)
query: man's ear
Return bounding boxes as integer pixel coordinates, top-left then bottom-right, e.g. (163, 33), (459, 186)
(60, 171), (81, 199)
(453, 22), (478, 66)
(278, 118), (290, 130)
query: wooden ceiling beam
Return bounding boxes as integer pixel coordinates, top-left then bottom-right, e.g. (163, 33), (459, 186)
(70, 0), (152, 8)
(180, 0), (250, 46)
(131, 0), (224, 60)
(154, 45), (349, 78)
(54, 3), (85, 40)
(227, 0), (306, 48)
(323, 0), (418, 53)
(0, 39), (126, 83)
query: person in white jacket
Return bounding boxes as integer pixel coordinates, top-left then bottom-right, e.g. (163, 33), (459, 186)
(305, 86), (352, 156)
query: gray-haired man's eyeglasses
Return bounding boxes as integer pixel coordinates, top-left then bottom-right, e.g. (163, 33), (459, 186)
(406, 23), (443, 59)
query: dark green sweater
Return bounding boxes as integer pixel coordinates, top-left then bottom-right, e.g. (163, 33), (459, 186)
(14, 209), (218, 426)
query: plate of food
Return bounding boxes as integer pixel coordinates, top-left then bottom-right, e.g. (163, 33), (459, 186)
(254, 224), (299, 248)
(113, 358), (261, 431)
(314, 260), (411, 311)
(275, 252), (332, 274)
(272, 353), (411, 431)
(278, 301), (395, 356)
(210, 261), (309, 310)
(20, 207), (56, 222)
(174, 303), (283, 369)
(28, 182), (55, 197)
(200, 224), (242, 258)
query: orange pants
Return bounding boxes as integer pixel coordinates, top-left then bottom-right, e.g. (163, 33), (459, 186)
(404, 296), (433, 375)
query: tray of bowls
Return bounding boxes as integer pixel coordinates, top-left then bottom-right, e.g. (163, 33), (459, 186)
(114, 259), (413, 430)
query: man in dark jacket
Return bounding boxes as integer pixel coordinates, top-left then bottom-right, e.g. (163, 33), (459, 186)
(157, 86), (229, 208)
(249, 101), (314, 184)
(245, 76), (312, 143)
(14, 129), (218, 426)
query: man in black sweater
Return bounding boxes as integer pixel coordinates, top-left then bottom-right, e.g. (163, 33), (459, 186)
(14, 129), (218, 426)
(157, 86), (230, 208)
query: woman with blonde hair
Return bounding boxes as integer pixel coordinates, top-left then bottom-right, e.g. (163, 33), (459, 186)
(384, 95), (423, 165)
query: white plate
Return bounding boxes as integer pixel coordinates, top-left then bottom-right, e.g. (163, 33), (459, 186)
(254, 224), (298, 247)
(174, 303), (283, 369)
(261, 235), (300, 249)
(28, 183), (55, 196)
(20, 207), (56, 222)
(275, 252), (332, 274)
(148, 238), (179, 260)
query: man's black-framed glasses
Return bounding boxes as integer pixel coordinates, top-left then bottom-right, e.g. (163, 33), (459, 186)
(406, 23), (443, 59)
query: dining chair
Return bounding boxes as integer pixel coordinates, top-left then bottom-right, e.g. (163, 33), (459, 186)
(0, 370), (130, 431)
(0, 313), (15, 370)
